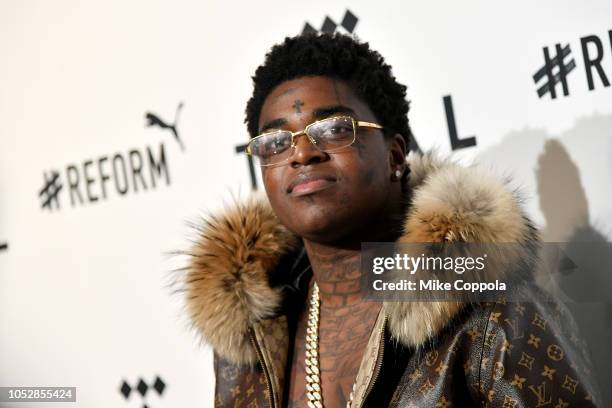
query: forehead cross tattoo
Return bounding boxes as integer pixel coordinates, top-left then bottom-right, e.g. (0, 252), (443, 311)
(292, 99), (304, 114)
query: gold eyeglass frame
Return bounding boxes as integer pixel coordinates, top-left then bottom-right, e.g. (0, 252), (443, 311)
(245, 115), (383, 167)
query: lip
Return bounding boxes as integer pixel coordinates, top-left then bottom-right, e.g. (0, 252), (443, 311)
(287, 172), (337, 196)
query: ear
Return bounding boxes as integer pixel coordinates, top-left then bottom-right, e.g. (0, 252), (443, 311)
(388, 133), (408, 177)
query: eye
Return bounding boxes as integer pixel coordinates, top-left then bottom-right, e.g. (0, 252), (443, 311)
(268, 134), (291, 151)
(328, 125), (352, 134)
(252, 132), (291, 156)
(319, 123), (353, 140)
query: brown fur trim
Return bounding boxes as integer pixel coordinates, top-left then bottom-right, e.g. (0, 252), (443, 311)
(182, 152), (538, 362)
(384, 153), (537, 348)
(183, 195), (299, 365)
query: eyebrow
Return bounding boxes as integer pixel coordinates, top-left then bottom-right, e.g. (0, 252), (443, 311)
(312, 105), (355, 119)
(259, 118), (287, 134)
(258, 104), (356, 134)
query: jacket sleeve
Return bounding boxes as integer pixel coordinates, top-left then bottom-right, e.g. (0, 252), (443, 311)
(476, 297), (602, 407)
(212, 352), (270, 408)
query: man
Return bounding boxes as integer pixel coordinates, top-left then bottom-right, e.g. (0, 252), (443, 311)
(182, 34), (600, 407)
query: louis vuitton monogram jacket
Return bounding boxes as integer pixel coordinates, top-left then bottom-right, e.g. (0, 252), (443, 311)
(182, 153), (601, 407)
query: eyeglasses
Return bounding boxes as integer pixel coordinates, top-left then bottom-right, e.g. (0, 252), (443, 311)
(245, 115), (383, 166)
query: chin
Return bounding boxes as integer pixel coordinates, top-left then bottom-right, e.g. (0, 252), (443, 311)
(270, 192), (357, 240)
(291, 211), (353, 243)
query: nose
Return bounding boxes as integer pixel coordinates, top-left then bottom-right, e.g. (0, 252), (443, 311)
(289, 132), (328, 167)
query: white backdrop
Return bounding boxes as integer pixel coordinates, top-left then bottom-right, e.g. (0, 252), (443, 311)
(1, 1), (611, 407)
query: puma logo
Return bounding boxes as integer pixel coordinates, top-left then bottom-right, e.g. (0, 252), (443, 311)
(145, 102), (185, 151)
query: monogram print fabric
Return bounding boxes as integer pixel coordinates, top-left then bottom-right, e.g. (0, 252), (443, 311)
(387, 291), (599, 407)
(214, 355), (270, 408)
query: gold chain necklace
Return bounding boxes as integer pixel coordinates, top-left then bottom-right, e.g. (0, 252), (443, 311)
(305, 282), (356, 408)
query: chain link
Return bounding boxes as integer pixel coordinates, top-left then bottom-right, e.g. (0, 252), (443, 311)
(305, 283), (356, 408)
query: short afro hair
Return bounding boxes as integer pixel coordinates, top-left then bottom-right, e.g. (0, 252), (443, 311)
(245, 33), (412, 147)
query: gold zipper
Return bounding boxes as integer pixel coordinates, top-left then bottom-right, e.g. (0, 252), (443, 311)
(248, 327), (276, 408)
(359, 313), (387, 408)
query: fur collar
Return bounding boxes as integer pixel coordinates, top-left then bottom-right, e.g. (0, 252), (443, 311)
(181, 152), (538, 365)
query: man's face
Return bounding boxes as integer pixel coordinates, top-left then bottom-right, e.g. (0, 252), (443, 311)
(258, 76), (400, 243)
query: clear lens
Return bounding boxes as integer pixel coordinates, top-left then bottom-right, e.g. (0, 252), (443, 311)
(248, 131), (293, 165)
(308, 117), (355, 150)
